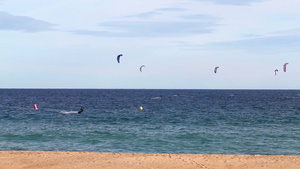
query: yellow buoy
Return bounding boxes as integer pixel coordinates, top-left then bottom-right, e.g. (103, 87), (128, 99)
(139, 106), (143, 111)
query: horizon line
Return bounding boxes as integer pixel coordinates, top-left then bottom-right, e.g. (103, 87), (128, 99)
(0, 88), (299, 90)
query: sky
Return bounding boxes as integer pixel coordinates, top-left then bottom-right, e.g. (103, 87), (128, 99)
(1, 0), (300, 89)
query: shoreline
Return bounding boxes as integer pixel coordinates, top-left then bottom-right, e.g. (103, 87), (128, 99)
(0, 151), (299, 169)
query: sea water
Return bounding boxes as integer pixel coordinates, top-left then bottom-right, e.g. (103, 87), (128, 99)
(0, 89), (299, 155)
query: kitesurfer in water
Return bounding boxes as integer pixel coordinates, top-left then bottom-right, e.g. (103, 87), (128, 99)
(78, 107), (84, 114)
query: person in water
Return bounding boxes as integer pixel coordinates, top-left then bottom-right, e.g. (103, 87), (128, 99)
(78, 107), (84, 114)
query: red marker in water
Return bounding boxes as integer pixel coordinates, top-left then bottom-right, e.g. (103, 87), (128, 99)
(33, 104), (38, 110)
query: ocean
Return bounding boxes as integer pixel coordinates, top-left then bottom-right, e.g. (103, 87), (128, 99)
(0, 89), (299, 155)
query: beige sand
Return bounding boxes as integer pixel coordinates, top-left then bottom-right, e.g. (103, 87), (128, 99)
(0, 151), (299, 169)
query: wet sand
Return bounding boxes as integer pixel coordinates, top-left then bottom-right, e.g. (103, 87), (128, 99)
(0, 151), (299, 169)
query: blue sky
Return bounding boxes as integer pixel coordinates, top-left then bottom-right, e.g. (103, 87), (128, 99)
(1, 0), (300, 89)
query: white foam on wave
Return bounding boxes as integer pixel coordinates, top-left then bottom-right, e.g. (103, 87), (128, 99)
(150, 97), (162, 100)
(60, 110), (78, 114)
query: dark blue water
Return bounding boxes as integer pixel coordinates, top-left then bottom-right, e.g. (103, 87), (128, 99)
(0, 89), (299, 155)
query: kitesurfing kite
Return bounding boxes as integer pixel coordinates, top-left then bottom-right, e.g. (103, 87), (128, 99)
(283, 63), (289, 72)
(140, 65), (145, 72)
(274, 69), (278, 75)
(117, 54), (123, 63)
(214, 66), (219, 73)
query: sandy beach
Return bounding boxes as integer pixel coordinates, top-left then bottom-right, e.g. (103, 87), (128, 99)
(0, 151), (299, 169)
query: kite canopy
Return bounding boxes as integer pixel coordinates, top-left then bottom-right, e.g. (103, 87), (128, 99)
(214, 66), (219, 73)
(140, 65), (145, 72)
(117, 54), (123, 63)
(274, 69), (278, 75)
(283, 63), (289, 72)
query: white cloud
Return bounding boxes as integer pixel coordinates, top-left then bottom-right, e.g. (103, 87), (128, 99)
(0, 11), (56, 32)
(199, 35), (300, 54)
(199, 26), (300, 54)
(70, 20), (219, 38)
(198, 0), (269, 5)
(124, 8), (186, 18)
